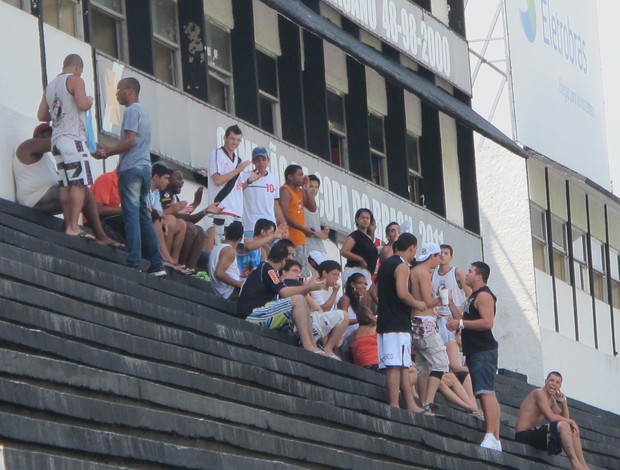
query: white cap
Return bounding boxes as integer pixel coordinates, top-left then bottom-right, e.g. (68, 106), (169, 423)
(416, 242), (441, 262)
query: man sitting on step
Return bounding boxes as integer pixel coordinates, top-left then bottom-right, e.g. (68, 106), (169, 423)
(515, 371), (590, 470)
(238, 242), (327, 355)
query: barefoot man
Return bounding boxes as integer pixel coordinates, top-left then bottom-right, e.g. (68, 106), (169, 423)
(515, 371), (590, 470)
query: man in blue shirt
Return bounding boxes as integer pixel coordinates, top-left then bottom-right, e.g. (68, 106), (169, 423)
(95, 77), (165, 276)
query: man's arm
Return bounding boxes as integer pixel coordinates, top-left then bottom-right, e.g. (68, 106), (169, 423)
(460, 292), (494, 330)
(317, 285), (339, 312)
(274, 199), (285, 226)
(279, 276), (325, 298)
(15, 138), (50, 164)
(37, 94), (51, 122)
(67, 75), (93, 112)
(244, 225), (284, 252)
(397, 264), (426, 311)
(211, 160), (251, 186)
(455, 268), (473, 297)
(96, 130), (137, 158)
(534, 390), (578, 431)
(214, 246), (243, 288)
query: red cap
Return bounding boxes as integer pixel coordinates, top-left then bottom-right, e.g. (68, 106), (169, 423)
(33, 122), (52, 138)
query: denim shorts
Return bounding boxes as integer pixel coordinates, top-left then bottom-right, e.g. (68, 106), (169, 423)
(466, 348), (498, 396)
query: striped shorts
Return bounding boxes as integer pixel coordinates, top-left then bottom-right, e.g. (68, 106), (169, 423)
(245, 298), (293, 330)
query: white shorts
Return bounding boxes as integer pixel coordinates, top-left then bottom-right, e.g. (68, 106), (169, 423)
(378, 332), (412, 369)
(310, 310), (345, 344)
(52, 136), (92, 187)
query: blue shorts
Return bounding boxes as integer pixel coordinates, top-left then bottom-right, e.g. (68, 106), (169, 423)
(466, 348), (498, 396)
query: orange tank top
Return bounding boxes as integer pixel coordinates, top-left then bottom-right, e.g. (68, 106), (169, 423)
(351, 332), (379, 367)
(281, 184), (306, 246)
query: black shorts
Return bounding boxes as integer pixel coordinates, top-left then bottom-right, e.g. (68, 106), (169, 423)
(515, 422), (562, 455)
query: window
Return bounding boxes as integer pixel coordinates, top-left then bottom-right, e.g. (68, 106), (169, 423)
(326, 90), (347, 167)
(206, 20), (233, 112)
(368, 113), (386, 186)
(256, 50), (280, 135)
(550, 215), (569, 283)
(42, 0), (80, 37)
(91, 0), (126, 59)
(610, 248), (620, 308)
(406, 133), (422, 204)
(572, 228), (590, 293)
(591, 238), (608, 302)
(152, 0), (180, 86)
(530, 203), (549, 273)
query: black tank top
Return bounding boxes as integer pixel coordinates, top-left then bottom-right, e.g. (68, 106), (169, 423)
(462, 285), (498, 355)
(376, 255), (411, 333)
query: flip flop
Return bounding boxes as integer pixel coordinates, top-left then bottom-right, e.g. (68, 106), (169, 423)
(75, 231), (96, 240)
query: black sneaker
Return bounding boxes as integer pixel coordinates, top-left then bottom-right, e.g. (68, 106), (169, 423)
(146, 265), (167, 277)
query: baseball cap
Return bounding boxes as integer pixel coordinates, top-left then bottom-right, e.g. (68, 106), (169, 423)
(252, 147), (269, 159)
(33, 122), (52, 137)
(416, 242), (441, 262)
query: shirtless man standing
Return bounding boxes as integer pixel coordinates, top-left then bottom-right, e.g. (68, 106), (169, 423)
(516, 371), (590, 470)
(409, 242), (448, 414)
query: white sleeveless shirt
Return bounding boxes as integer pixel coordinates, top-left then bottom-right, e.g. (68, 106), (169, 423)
(432, 266), (467, 317)
(12, 152), (59, 207)
(208, 243), (241, 299)
(46, 73), (86, 146)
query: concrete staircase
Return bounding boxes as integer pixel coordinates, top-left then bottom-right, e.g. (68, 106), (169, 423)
(0, 198), (618, 469)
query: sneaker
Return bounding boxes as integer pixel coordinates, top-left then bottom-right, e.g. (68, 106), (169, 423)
(480, 434), (502, 452)
(146, 265), (167, 277)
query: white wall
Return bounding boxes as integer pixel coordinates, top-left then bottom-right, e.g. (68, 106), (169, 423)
(541, 329), (620, 414)
(0, 3), (106, 204)
(476, 144), (544, 384)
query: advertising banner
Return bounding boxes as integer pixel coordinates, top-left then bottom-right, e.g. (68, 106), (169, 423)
(504, 0), (608, 187)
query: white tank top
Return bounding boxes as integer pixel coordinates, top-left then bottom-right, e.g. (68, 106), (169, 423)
(432, 266), (467, 317)
(208, 243), (241, 299)
(46, 73), (86, 146)
(12, 152), (59, 207)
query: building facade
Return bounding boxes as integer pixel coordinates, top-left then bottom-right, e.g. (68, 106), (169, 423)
(467, 0), (620, 413)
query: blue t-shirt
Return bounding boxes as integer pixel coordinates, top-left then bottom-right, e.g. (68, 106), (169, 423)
(119, 102), (151, 172)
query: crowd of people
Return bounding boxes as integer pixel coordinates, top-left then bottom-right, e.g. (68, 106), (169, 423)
(13, 53), (591, 468)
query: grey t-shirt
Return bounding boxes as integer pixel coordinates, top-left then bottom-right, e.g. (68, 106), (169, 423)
(118, 102), (151, 172)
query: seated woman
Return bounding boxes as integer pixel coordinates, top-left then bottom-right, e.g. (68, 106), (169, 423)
(337, 272), (374, 344)
(349, 306), (379, 370)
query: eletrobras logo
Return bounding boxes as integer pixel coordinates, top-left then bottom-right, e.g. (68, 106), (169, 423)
(519, 0), (537, 43)
(517, 0), (587, 73)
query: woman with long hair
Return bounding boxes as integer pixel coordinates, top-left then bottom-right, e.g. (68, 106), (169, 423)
(337, 272), (373, 343)
(340, 208), (378, 288)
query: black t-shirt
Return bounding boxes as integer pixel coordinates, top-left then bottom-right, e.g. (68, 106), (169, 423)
(376, 255), (412, 334)
(462, 285), (498, 356)
(237, 261), (286, 315)
(345, 229), (378, 274)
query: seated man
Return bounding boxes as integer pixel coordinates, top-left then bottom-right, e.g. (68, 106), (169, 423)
(13, 123), (118, 246)
(160, 170), (209, 273)
(90, 169), (124, 243)
(238, 242), (326, 354)
(515, 371), (590, 470)
(208, 221), (244, 299)
(280, 260), (348, 359)
(236, 218), (285, 278)
(148, 163), (187, 271)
